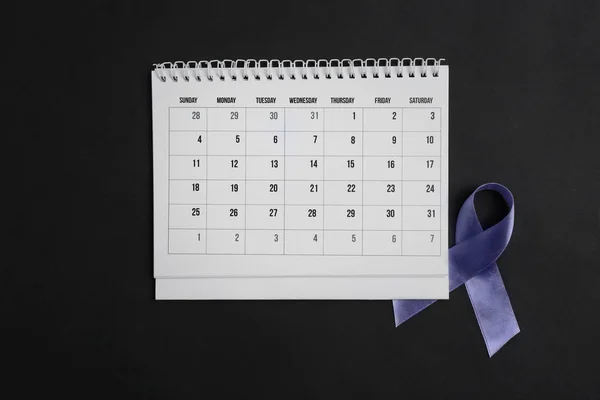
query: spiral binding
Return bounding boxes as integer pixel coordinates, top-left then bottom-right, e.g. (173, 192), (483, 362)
(153, 58), (445, 82)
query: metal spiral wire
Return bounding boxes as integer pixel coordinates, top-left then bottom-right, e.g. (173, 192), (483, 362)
(153, 58), (445, 82)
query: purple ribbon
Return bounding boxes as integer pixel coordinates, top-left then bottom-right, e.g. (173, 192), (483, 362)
(393, 183), (519, 357)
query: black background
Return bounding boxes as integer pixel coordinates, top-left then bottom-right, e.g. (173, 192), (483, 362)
(7, 0), (600, 398)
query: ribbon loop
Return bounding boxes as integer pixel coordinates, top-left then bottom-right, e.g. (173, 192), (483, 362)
(393, 183), (519, 357)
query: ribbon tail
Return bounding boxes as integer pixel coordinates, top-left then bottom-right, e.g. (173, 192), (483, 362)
(465, 262), (520, 357)
(393, 299), (436, 327)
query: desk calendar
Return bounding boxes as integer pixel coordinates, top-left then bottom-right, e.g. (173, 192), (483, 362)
(151, 58), (449, 299)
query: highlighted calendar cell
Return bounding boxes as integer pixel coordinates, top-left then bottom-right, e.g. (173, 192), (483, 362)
(402, 156), (441, 180)
(170, 156), (206, 179)
(284, 205), (324, 230)
(246, 108), (285, 131)
(245, 230), (284, 255)
(363, 108), (402, 131)
(402, 108), (441, 131)
(323, 132), (363, 156)
(206, 230), (245, 254)
(246, 205), (284, 230)
(206, 205), (245, 229)
(206, 156), (245, 180)
(324, 231), (362, 255)
(246, 132), (284, 156)
(170, 131), (207, 155)
(284, 108), (324, 131)
(170, 180), (206, 204)
(207, 131), (246, 155)
(362, 131), (402, 156)
(245, 180), (284, 204)
(169, 229), (206, 254)
(169, 108), (206, 131)
(402, 206), (441, 231)
(323, 181), (362, 205)
(169, 205), (206, 229)
(402, 131), (440, 156)
(207, 108), (245, 131)
(403, 181), (441, 206)
(285, 156), (324, 180)
(362, 181), (402, 206)
(285, 181), (324, 205)
(246, 156), (285, 180)
(324, 157), (363, 181)
(285, 132), (324, 156)
(363, 156), (403, 181)
(363, 231), (402, 255)
(206, 180), (245, 205)
(284, 230), (324, 255)
(323, 108), (363, 131)
(324, 206), (363, 230)
(402, 230), (441, 256)
(363, 206), (402, 231)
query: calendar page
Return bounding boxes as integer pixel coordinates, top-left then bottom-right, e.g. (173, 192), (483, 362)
(151, 59), (449, 299)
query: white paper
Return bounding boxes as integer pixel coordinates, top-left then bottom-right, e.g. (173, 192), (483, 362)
(152, 65), (449, 299)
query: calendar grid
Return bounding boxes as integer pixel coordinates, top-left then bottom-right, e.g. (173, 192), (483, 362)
(167, 107), (442, 256)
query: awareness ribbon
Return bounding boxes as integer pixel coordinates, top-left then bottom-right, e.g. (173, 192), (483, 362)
(393, 183), (519, 357)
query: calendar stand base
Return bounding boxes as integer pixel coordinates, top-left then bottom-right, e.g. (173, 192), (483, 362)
(156, 276), (449, 300)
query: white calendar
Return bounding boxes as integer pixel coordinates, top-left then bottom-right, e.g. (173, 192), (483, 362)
(151, 58), (449, 299)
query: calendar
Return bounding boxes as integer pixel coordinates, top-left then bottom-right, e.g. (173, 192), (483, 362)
(151, 58), (449, 299)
